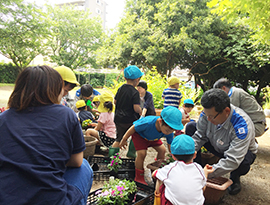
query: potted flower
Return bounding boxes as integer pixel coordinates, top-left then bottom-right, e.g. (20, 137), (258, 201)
(82, 119), (92, 130)
(107, 153), (123, 177)
(95, 178), (137, 205)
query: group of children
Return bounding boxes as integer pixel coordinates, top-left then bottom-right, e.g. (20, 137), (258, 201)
(71, 65), (211, 204)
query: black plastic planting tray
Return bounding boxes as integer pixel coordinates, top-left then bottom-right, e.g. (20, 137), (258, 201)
(87, 155), (135, 181)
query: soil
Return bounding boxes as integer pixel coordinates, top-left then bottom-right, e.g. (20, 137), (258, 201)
(1, 85), (270, 204)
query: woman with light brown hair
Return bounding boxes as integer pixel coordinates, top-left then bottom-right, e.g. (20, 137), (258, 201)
(0, 65), (93, 205)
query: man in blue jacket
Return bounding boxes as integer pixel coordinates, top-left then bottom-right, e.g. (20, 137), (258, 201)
(191, 88), (257, 195)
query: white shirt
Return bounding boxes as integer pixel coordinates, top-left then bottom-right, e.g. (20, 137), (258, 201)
(156, 161), (206, 205)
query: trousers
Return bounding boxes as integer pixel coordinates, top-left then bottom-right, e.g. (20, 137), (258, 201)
(64, 158), (93, 205)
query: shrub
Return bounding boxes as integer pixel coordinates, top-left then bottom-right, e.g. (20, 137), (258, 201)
(0, 62), (20, 83)
(75, 71), (123, 88)
(142, 67), (167, 109)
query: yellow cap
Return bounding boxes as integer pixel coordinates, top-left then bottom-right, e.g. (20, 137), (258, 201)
(55, 66), (80, 86)
(98, 92), (115, 113)
(76, 100), (86, 109)
(168, 76), (180, 86)
(92, 96), (100, 102)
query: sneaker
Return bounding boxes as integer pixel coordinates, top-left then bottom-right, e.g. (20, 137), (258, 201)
(228, 181), (241, 195)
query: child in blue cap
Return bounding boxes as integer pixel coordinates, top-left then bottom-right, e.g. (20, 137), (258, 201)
(110, 65), (144, 157)
(175, 98), (195, 136)
(152, 134), (214, 205)
(119, 106), (184, 185)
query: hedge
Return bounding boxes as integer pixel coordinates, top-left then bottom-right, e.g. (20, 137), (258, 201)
(0, 62), (20, 83)
(0, 62), (124, 87)
(75, 72), (124, 88)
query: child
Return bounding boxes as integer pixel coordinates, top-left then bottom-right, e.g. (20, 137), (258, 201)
(152, 134), (214, 205)
(110, 65), (143, 157)
(180, 99), (195, 125)
(55, 65), (80, 108)
(119, 106), (184, 185)
(162, 76), (182, 108)
(175, 99), (195, 136)
(137, 80), (156, 117)
(92, 96), (100, 108)
(85, 92), (116, 148)
(75, 100), (97, 124)
(74, 84), (94, 112)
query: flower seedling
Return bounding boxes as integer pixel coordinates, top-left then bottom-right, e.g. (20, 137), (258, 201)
(95, 178), (137, 205)
(107, 153), (123, 173)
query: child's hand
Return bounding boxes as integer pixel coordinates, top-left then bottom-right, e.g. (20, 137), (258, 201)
(119, 140), (128, 150)
(204, 164), (214, 178)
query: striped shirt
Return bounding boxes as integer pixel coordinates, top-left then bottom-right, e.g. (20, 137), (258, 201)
(162, 88), (182, 108)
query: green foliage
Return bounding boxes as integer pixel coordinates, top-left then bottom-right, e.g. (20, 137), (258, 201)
(105, 79), (125, 96)
(0, 62), (20, 83)
(75, 72), (123, 88)
(107, 153), (123, 173)
(262, 87), (270, 109)
(97, 0), (270, 102)
(207, 0), (270, 45)
(0, 2), (49, 70)
(44, 5), (103, 70)
(95, 178), (137, 205)
(105, 67), (200, 109)
(105, 73), (124, 87)
(141, 67), (166, 109)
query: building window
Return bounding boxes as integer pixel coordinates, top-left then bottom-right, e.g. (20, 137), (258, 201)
(96, 8), (101, 14)
(96, 0), (100, 5)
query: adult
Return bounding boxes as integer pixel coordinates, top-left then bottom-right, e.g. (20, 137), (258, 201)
(213, 77), (266, 137)
(191, 89), (257, 195)
(0, 66), (93, 204)
(55, 65), (80, 108)
(137, 80), (156, 117)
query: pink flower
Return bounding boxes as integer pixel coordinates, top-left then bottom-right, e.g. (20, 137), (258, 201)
(117, 186), (125, 191)
(114, 156), (116, 158)
(115, 162), (118, 165)
(102, 190), (110, 196)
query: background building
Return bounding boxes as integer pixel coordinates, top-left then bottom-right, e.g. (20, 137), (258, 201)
(56, 0), (108, 30)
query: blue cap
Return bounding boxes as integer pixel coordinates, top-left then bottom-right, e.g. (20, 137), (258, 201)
(171, 134), (195, 155)
(124, 65), (144, 79)
(160, 106), (184, 130)
(184, 99), (194, 105)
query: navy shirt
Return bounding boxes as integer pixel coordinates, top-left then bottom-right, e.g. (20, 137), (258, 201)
(0, 105), (85, 204)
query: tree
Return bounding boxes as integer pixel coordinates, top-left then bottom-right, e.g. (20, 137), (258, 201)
(99, 0), (230, 77)
(0, 2), (49, 71)
(44, 5), (103, 70)
(97, 0), (270, 101)
(207, 0), (270, 45)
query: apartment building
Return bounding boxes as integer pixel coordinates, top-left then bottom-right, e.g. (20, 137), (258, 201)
(57, 0), (108, 30)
